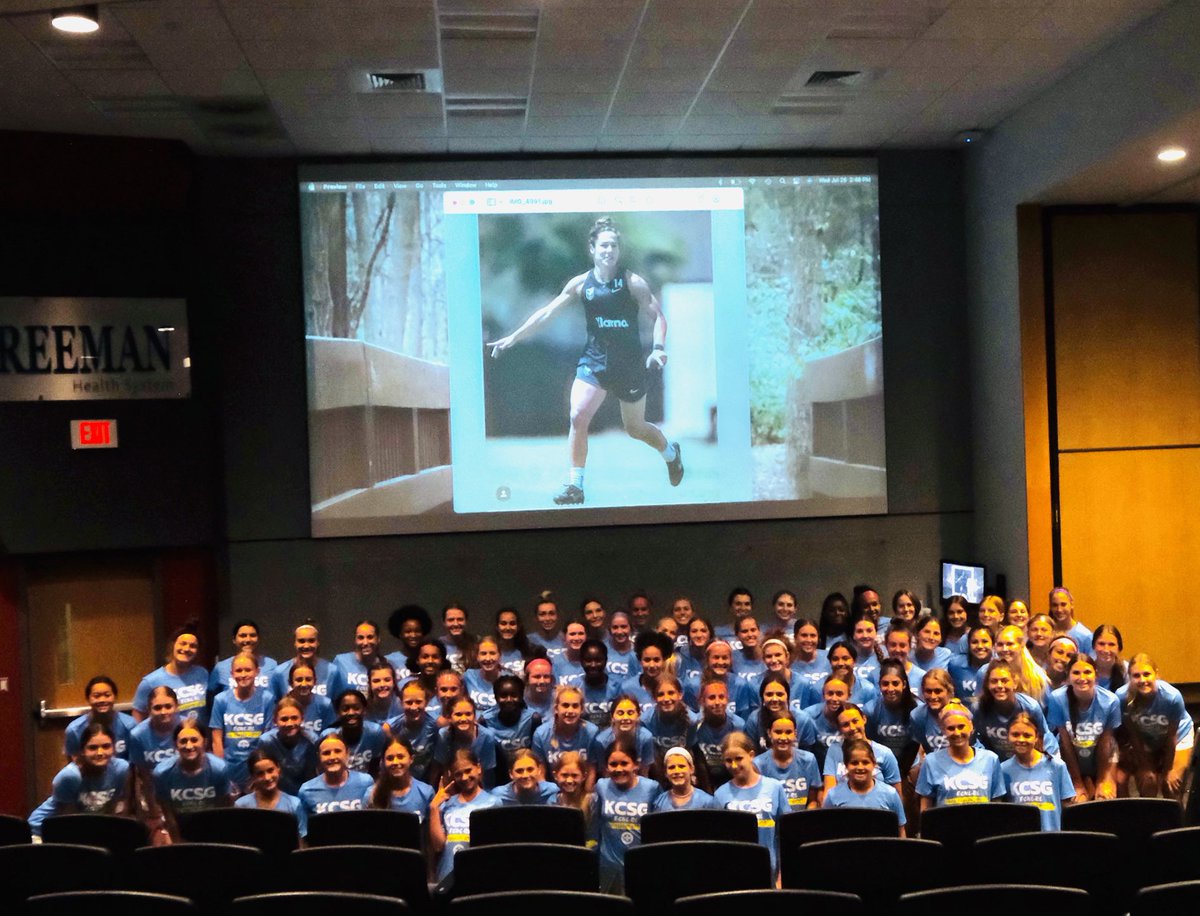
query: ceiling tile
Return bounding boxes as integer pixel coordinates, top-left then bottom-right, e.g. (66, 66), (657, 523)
(355, 91), (443, 118)
(603, 114), (684, 135)
(158, 68), (264, 97)
(668, 133), (743, 150)
(65, 68), (174, 100)
(368, 136), (449, 154)
(363, 116), (445, 139)
(448, 136), (524, 153)
(921, 3), (1043, 41)
(608, 91), (695, 117)
(525, 115), (604, 136)
(527, 93), (611, 116)
(521, 135), (597, 152)
(445, 114), (527, 137)
(531, 68), (622, 93)
(595, 134), (672, 151)
(616, 67), (710, 93)
(443, 68), (530, 95)
(891, 37), (1003, 68)
(706, 66), (798, 92)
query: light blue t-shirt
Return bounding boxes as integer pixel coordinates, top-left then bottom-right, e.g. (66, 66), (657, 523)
(800, 703), (843, 766)
(790, 656), (833, 700)
(463, 668), (502, 711)
(293, 694), (336, 734)
(255, 727), (319, 795)
(793, 676), (879, 711)
(948, 656), (989, 706)
(580, 678), (622, 727)
(1000, 754), (1076, 830)
(822, 780), (906, 825)
(644, 708), (700, 755)
(28, 759), (132, 835)
(592, 777), (662, 887)
(533, 720), (600, 769)
(527, 631), (566, 660)
(478, 706), (538, 759)
(210, 655), (277, 693)
(745, 708), (818, 754)
(384, 651), (414, 681)
(153, 753), (235, 815)
(134, 666), (210, 725)
(1115, 681), (1188, 748)
(589, 725), (654, 773)
(693, 713), (746, 786)
(822, 738), (902, 786)
(361, 778), (434, 821)
(652, 787), (716, 811)
(551, 655), (585, 689)
(210, 688), (276, 787)
(865, 699), (919, 761)
(605, 646), (640, 681)
(330, 652), (375, 695)
(499, 648), (526, 677)
(127, 719), (179, 774)
(235, 790), (307, 836)
(1045, 685), (1121, 778)
(490, 780), (558, 805)
(713, 775), (790, 874)
(909, 704), (961, 753)
(435, 790), (503, 880)
(915, 747), (1004, 807)
(433, 726), (498, 785)
(323, 721), (389, 774)
(754, 749), (821, 808)
(64, 711), (137, 760)
(913, 646), (955, 672)
(975, 693), (1060, 760)
(387, 713), (439, 781)
(269, 658), (336, 700)
(297, 769), (374, 817)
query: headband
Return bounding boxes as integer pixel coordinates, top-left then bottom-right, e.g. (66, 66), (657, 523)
(525, 658), (552, 675)
(760, 638), (789, 657)
(663, 746), (694, 767)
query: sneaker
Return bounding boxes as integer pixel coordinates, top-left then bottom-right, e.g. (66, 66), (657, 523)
(666, 442), (684, 486)
(553, 484), (585, 505)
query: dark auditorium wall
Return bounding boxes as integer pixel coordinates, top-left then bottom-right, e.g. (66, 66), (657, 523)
(0, 133), (975, 654)
(207, 150), (976, 649)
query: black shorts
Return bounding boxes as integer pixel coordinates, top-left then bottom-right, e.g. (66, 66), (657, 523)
(576, 355), (647, 403)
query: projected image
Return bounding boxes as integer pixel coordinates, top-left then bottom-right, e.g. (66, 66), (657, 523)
(300, 167), (885, 537)
(473, 211), (719, 511)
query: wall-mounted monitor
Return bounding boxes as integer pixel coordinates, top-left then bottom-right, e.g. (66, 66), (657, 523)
(299, 159), (884, 537)
(941, 560), (986, 604)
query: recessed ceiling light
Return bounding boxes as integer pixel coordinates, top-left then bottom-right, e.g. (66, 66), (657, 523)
(51, 5), (100, 34)
(1157, 146), (1187, 163)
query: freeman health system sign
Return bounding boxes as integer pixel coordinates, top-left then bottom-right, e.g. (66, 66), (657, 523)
(0, 298), (190, 401)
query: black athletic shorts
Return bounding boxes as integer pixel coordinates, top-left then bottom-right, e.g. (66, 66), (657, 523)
(576, 355), (647, 403)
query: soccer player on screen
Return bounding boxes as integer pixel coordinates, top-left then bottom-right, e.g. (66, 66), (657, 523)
(487, 216), (684, 505)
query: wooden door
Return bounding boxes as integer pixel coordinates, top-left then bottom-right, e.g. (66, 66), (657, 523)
(26, 558), (157, 801)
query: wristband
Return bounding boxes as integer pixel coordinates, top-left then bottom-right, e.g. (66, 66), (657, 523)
(652, 344), (665, 351)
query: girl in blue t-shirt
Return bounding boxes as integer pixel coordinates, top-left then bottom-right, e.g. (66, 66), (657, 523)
(479, 675), (538, 773)
(1117, 653), (1191, 799)
(592, 737), (661, 893)
(432, 696), (499, 789)
(64, 675), (137, 761)
(822, 737), (906, 836)
(1000, 712), (1075, 831)
(363, 736), (434, 820)
(210, 653), (275, 791)
(153, 721), (236, 840)
(915, 703), (1004, 810)
(801, 676), (851, 768)
(429, 748), (502, 884)
(490, 747), (559, 804)
(29, 722), (132, 836)
(912, 615), (954, 673)
(495, 607), (532, 676)
(325, 689), (389, 776)
(297, 733), (374, 819)
(133, 623), (210, 726)
(851, 618), (884, 685)
(463, 636), (504, 711)
(947, 626), (994, 707)
(286, 660), (336, 734)
(364, 659), (401, 724)
(532, 686), (601, 776)
(644, 675), (699, 769)
(942, 595), (971, 655)
(1091, 624), (1127, 692)
(747, 673), (815, 754)
(653, 746), (715, 811)
(910, 669), (959, 755)
(790, 619), (833, 700)
(388, 681), (438, 782)
(256, 696), (319, 795)
(714, 732), (790, 878)
(1046, 653), (1120, 800)
(330, 619), (384, 696)
(234, 747), (307, 837)
(753, 713), (822, 810)
(552, 750), (593, 829)
(975, 661), (1058, 761)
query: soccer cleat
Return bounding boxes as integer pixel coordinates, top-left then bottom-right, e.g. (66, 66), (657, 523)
(666, 442), (684, 486)
(553, 484), (585, 505)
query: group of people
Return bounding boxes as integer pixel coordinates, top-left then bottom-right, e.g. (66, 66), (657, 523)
(30, 584), (1193, 892)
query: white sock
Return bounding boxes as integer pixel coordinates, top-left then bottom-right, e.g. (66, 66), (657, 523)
(659, 442), (677, 462)
(569, 467), (584, 488)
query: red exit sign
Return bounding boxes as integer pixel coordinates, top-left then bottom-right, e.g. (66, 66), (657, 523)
(70, 419), (119, 450)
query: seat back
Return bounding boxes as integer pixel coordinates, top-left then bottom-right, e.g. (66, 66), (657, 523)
(304, 809), (422, 850)
(783, 837), (943, 907)
(41, 813), (147, 855)
(918, 802), (1041, 846)
(974, 831), (1123, 915)
(1061, 798), (1182, 843)
(897, 884), (1091, 916)
(778, 808), (899, 880)
(625, 841), (771, 915)
(132, 844), (268, 911)
(675, 888), (864, 916)
(1149, 827), (1200, 886)
(0, 842), (112, 909)
(26, 891), (197, 916)
(467, 805), (586, 846)
(0, 813), (32, 846)
(450, 890), (629, 916)
(640, 810), (758, 845)
(288, 845), (431, 912)
(452, 843), (599, 897)
(1131, 880), (1200, 916)
(180, 807), (300, 858)
(232, 891), (409, 916)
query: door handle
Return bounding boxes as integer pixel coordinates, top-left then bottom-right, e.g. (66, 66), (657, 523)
(39, 699), (135, 721)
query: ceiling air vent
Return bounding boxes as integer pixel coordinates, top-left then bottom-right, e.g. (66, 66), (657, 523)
(445, 95), (527, 116)
(805, 70), (865, 88)
(363, 70), (444, 93)
(438, 11), (539, 40)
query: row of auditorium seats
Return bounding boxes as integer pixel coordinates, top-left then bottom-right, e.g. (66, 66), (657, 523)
(14, 885), (1200, 916)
